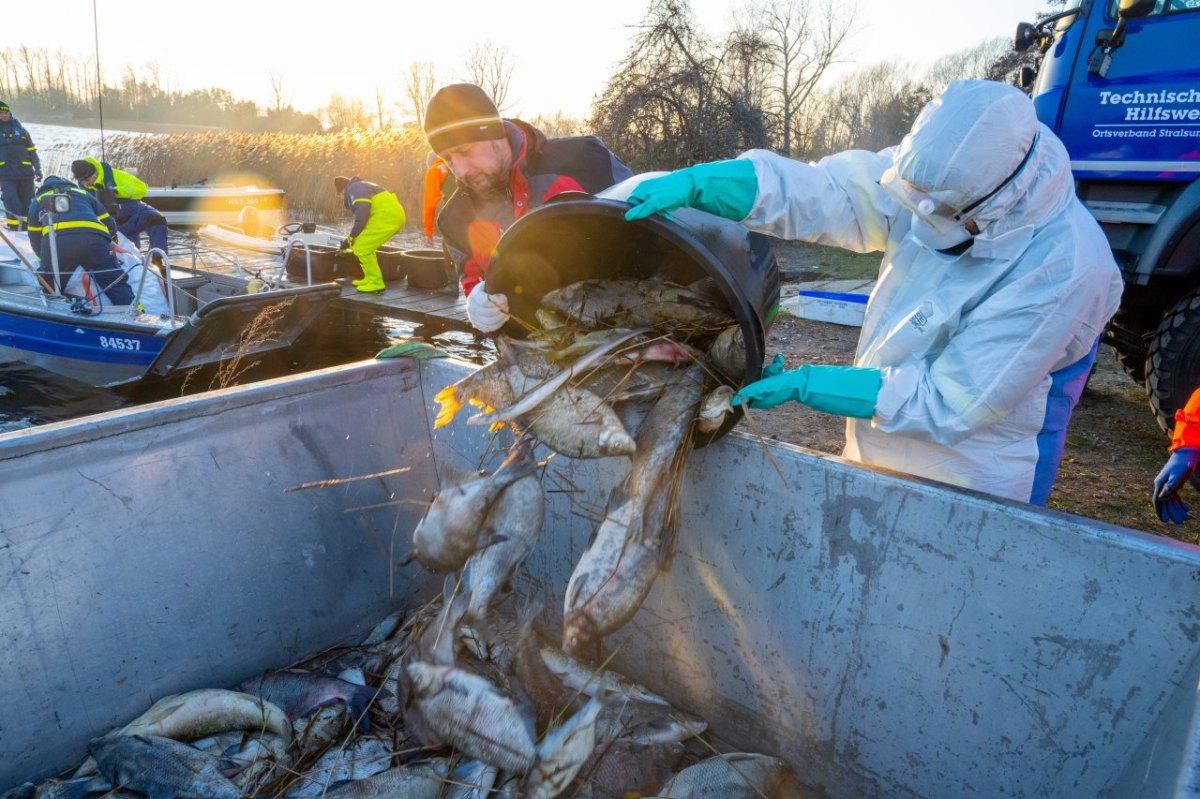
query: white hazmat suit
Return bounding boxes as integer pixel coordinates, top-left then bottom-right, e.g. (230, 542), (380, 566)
(739, 81), (1123, 503)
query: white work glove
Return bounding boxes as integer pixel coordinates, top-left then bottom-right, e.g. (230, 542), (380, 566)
(466, 288), (510, 333)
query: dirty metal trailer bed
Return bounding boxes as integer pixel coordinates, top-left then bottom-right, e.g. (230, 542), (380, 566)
(1, 357), (1198, 797)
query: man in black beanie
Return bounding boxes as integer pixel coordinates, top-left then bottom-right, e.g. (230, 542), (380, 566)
(0, 100), (42, 231)
(423, 83), (632, 333)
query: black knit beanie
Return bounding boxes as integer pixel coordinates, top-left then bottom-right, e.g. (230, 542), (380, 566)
(0, 101), (9, 112)
(424, 84), (505, 154)
(71, 160), (97, 181)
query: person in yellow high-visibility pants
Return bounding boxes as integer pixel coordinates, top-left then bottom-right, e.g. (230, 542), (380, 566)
(333, 176), (405, 293)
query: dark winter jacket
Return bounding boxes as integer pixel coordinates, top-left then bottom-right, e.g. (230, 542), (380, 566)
(436, 119), (632, 296)
(0, 116), (41, 180)
(26, 176), (117, 253)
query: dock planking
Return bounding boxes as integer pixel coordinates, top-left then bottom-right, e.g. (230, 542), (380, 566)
(167, 230), (474, 333)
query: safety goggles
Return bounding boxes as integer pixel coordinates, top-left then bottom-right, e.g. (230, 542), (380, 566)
(880, 132), (1041, 235)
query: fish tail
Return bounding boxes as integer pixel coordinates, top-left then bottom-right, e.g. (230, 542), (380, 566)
(433, 384), (462, 429)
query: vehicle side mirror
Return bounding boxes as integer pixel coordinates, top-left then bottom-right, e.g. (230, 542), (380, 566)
(1014, 21), (1037, 52)
(1118, 0), (1155, 19)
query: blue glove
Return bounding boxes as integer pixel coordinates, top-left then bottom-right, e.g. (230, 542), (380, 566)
(1153, 447), (1200, 524)
(624, 159), (758, 222)
(733, 364), (881, 418)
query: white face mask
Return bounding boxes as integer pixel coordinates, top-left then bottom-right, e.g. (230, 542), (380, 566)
(910, 216), (973, 253)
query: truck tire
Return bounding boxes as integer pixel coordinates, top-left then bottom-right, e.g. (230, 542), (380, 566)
(1146, 289), (1200, 432)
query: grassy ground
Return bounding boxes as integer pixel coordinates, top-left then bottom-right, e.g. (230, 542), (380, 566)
(761, 241), (1194, 543)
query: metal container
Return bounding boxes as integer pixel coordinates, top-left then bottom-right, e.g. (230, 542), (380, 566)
(2, 358), (1200, 797)
(484, 180), (781, 395)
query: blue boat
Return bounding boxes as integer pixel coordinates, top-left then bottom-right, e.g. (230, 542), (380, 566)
(0, 230), (337, 387)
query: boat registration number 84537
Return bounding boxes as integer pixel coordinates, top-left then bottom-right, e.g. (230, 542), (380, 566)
(99, 335), (141, 351)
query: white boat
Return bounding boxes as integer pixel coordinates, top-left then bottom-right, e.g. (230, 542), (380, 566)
(196, 220), (342, 255)
(142, 183), (287, 228)
(0, 230), (337, 387)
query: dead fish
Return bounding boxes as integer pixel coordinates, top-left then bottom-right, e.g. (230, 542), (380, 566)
(524, 696), (603, 799)
(445, 759), (498, 799)
(406, 660), (537, 773)
(539, 647), (670, 707)
(6, 776), (113, 799)
(110, 689), (292, 746)
(542, 279), (732, 332)
(361, 608), (407, 646)
(418, 574), (470, 666)
(238, 669), (377, 733)
(561, 496), (670, 660)
(412, 439), (538, 573)
(550, 328), (648, 361)
(708, 324), (746, 382)
(697, 385), (736, 434)
(595, 699), (707, 746)
(562, 367), (703, 656)
(284, 736), (394, 797)
(189, 730), (287, 789)
(656, 752), (807, 798)
(464, 472), (545, 624)
(89, 734), (242, 799)
(579, 739), (686, 799)
(433, 336), (556, 429)
(468, 327), (649, 426)
(322, 757), (453, 799)
(520, 384), (636, 459)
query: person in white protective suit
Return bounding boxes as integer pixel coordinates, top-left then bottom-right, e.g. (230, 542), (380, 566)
(623, 80), (1123, 504)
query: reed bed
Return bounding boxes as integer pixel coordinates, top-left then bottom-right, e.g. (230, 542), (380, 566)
(104, 127), (431, 226)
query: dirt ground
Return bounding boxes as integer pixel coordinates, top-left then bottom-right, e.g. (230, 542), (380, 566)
(751, 304), (1196, 545)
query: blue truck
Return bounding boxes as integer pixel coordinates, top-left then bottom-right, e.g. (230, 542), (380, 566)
(1015, 0), (1200, 429)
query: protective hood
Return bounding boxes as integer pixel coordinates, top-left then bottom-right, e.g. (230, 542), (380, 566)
(892, 80), (1072, 240)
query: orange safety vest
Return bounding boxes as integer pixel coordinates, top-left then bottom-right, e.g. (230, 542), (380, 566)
(422, 157), (450, 239)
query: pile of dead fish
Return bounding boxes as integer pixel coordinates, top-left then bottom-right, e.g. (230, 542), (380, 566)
(2, 598), (804, 798)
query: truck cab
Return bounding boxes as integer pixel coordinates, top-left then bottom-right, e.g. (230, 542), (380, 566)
(1017, 0), (1200, 429)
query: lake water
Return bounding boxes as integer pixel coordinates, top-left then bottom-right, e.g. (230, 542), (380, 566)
(1, 124), (484, 433)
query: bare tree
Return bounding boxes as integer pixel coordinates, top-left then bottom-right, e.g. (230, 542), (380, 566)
(269, 71), (291, 113)
(800, 59), (927, 158)
(322, 93), (372, 131)
(401, 61), (439, 128)
(590, 0), (770, 171)
(748, 0), (857, 155)
(463, 40), (516, 112)
(373, 85), (392, 129)
(527, 111), (585, 138)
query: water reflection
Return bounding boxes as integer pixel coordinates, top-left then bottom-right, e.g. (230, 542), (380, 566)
(0, 304), (491, 432)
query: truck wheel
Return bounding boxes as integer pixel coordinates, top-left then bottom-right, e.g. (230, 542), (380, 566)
(1146, 289), (1200, 432)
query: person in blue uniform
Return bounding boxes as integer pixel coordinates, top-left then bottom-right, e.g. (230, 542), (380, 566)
(0, 100), (42, 231)
(333, 176), (406, 293)
(71, 157), (168, 263)
(26, 176), (135, 306)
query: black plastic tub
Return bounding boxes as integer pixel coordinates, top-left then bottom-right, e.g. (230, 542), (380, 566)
(284, 244), (360, 282)
(484, 193), (780, 439)
(402, 249), (451, 290)
(377, 246), (407, 282)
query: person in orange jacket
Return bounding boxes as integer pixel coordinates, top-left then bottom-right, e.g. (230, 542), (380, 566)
(1153, 386), (1200, 523)
(421, 154), (454, 244)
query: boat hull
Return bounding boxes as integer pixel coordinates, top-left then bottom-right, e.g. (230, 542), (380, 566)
(0, 305), (165, 386)
(144, 185), (286, 228)
(1, 358), (1198, 796)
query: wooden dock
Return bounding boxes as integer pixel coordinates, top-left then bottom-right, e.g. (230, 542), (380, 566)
(167, 231), (473, 335)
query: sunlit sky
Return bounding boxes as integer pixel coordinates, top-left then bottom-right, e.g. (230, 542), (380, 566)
(11, 0), (1049, 121)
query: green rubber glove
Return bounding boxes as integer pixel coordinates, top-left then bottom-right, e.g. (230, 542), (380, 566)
(624, 159), (758, 222)
(761, 354), (785, 379)
(732, 364), (882, 418)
